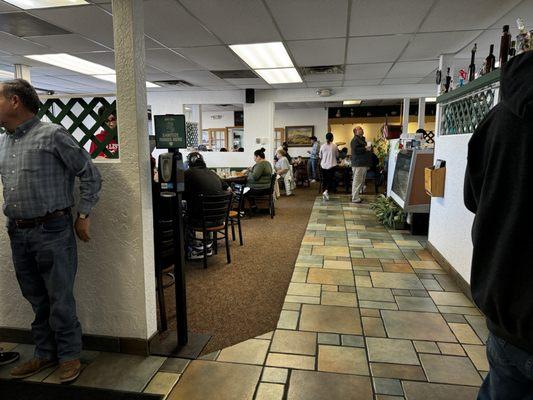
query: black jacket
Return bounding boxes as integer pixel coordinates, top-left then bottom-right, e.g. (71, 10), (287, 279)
(351, 135), (372, 167)
(184, 166), (229, 221)
(464, 51), (533, 353)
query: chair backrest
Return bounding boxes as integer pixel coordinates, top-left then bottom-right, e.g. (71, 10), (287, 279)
(269, 173), (277, 192)
(199, 192), (233, 227)
(231, 183), (246, 211)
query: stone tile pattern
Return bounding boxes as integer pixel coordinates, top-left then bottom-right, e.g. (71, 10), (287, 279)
(0, 195), (488, 399)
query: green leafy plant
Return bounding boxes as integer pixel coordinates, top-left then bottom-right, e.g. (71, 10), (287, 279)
(370, 195), (406, 229)
(373, 136), (389, 169)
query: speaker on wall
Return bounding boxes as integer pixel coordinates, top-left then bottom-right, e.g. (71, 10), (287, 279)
(246, 88), (255, 104)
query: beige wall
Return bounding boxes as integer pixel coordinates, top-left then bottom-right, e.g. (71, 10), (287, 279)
(330, 116), (436, 150)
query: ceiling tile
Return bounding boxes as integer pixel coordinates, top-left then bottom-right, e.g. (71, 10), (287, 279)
(382, 77), (424, 85)
(420, 0), (522, 32)
(27, 34), (110, 53)
(401, 30), (482, 60)
(350, 0), (433, 36)
(271, 82), (307, 89)
(176, 46), (247, 70)
(225, 78), (263, 85)
(0, 32), (49, 55)
(143, 0), (219, 47)
(145, 37), (165, 50)
(287, 38), (346, 66)
(347, 35), (411, 63)
(31, 5), (115, 47)
(266, 0), (349, 40)
(491, 0), (533, 28)
(234, 83), (271, 89)
(145, 49), (199, 73)
(306, 81), (344, 88)
(180, 0), (281, 44)
(170, 70), (228, 86)
(344, 63), (393, 79)
(0, 1), (18, 12)
(343, 79), (383, 86)
(304, 73), (344, 82)
(386, 60), (437, 78)
(202, 85), (239, 90)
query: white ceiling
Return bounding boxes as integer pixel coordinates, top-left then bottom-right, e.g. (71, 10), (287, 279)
(0, 0), (530, 93)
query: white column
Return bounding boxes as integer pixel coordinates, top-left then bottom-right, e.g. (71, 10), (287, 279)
(110, 0), (157, 338)
(14, 64), (31, 83)
(402, 97), (410, 137)
(418, 97), (426, 130)
(243, 92), (274, 161)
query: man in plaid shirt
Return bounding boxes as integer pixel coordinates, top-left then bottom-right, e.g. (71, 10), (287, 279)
(0, 79), (101, 382)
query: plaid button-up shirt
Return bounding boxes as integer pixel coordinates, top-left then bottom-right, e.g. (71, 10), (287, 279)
(0, 116), (102, 219)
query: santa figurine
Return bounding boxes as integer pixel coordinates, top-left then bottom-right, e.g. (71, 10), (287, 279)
(458, 69), (467, 87)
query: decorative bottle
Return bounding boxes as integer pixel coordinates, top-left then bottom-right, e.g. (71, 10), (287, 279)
(468, 43), (477, 82)
(499, 25), (512, 66)
(484, 45), (496, 74)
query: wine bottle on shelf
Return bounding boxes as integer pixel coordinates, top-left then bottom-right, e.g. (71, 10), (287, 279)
(499, 25), (512, 66)
(509, 40), (517, 58)
(484, 44), (496, 74)
(468, 43), (477, 82)
(444, 67), (452, 93)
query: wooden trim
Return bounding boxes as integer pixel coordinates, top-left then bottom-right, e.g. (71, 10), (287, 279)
(426, 241), (474, 301)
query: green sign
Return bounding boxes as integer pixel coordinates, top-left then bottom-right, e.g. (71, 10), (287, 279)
(154, 114), (186, 149)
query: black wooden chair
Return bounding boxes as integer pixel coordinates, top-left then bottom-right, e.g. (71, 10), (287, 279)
(247, 173), (277, 219)
(191, 192), (233, 269)
(229, 183), (246, 245)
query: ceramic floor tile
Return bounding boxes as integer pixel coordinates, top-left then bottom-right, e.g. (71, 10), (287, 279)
(374, 243), (400, 250)
(341, 335), (365, 347)
(435, 274), (460, 291)
(395, 296), (439, 312)
(285, 295), (321, 305)
(370, 363), (426, 381)
(352, 258), (382, 267)
(318, 333), (340, 345)
(463, 345), (489, 371)
(323, 260), (352, 270)
(159, 358), (189, 374)
(413, 341), (440, 354)
(321, 291), (358, 307)
(198, 351), (220, 361)
(287, 282), (321, 297)
(287, 370), (373, 400)
(443, 313), (468, 323)
(381, 310), (457, 342)
(366, 337), (420, 365)
(465, 315), (489, 343)
(362, 316), (387, 337)
(373, 377), (404, 396)
(217, 338), (270, 365)
(357, 287), (394, 302)
(448, 323), (482, 345)
(270, 330), (317, 356)
(419, 354), (482, 386)
(409, 261), (442, 270)
(74, 353), (165, 392)
(277, 310), (300, 330)
(299, 304), (362, 335)
(382, 262), (414, 273)
(429, 292), (475, 307)
(370, 272), (425, 290)
(312, 246), (350, 257)
(283, 302), (302, 311)
(143, 372), (180, 397)
(395, 240), (423, 249)
(361, 308), (381, 317)
(437, 306), (482, 316)
(364, 248), (405, 259)
(167, 360), (261, 400)
(354, 275), (372, 287)
(261, 367), (288, 384)
(318, 345), (369, 375)
(265, 353), (315, 370)
(291, 270), (308, 283)
(402, 381), (480, 400)
(256, 383), (285, 400)
(421, 279), (443, 291)
(303, 236), (325, 245)
(358, 300), (399, 310)
(307, 268), (354, 286)
(437, 342), (466, 356)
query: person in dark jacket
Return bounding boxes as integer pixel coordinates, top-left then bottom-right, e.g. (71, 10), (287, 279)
(350, 126), (372, 203)
(464, 51), (533, 399)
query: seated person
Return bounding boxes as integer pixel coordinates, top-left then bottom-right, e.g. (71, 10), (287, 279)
(275, 149), (294, 196)
(90, 106), (119, 158)
(282, 142), (292, 164)
(246, 147), (273, 196)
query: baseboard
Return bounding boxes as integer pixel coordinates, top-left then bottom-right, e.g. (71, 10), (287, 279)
(426, 241), (474, 302)
(0, 327), (155, 357)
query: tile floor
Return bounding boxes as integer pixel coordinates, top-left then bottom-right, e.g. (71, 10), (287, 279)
(0, 195), (489, 399)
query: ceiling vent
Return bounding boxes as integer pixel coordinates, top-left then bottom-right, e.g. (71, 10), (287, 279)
(0, 13), (70, 37)
(152, 80), (194, 87)
(211, 70), (258, 79)
(301, 65), (344, 76)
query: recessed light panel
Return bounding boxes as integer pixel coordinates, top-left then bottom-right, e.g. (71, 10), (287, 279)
(229, 42), (294, 69)
(255, 68), (302, 84)
(3, 0), (88, 9)
(343, 100), (362, 105)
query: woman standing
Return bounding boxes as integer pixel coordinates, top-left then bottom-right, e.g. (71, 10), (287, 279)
(275, 149), (294, 196)
(319, 132), (339, 201)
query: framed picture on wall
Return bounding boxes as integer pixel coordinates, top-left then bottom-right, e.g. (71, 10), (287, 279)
(285, 125), (314, 147)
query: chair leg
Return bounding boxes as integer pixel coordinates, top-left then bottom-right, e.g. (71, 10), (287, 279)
(231, 219), (236, 241)
(238, 218), (243, 246)
(225, 227), (231, 264)
(214, 231), (218, 254)
(156, 270), (167, 331)
(203, 231), (208, 269)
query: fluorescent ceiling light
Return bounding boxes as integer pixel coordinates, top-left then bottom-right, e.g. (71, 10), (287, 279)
(96, 74), (159, 88)
(425, 97), (437, 102)
(255, 68), (302, 84)
(3, 0), (88, 9)
(26, 54), (158, 88)
(343, 100), (361, 105)
(229, 42), (294, 69)
(0, 70), (15, 80)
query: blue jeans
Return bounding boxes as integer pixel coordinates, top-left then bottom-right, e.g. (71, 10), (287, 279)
(478, 332), (533, 400)
(309, 158), (318, 180)
(8, 214), (82, 362)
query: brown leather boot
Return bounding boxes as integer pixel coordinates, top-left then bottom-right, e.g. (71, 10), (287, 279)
(10, 357), (57, 379)
(59, 359), (81, 383)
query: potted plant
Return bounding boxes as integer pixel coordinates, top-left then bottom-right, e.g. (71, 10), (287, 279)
(370, 195), (406, 230)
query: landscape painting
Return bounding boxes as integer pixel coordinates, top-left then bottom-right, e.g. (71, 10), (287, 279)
(285, 125), (314, 147)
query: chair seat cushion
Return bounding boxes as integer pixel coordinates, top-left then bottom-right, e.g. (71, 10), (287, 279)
(229, 211), (238, 218)
(192, 224), (225, 231)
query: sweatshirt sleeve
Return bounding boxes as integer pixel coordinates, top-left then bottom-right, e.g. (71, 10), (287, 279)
(464, 125), (485, 214)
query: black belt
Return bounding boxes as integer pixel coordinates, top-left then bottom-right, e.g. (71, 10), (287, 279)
(12, 209), (70, 229)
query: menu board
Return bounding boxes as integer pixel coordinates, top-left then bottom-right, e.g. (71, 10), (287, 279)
(154, 114), (186, 149)
(391, 151), (413, 203)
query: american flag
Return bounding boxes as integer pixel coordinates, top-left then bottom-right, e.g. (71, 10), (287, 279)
(382, 114), (389, 139)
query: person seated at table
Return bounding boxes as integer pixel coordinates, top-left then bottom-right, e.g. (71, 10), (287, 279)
(220, 147), (228, 152)
(246, 148), (273, 195)
(282, 142), (292, 164)
(275, 149), (295, 196)
(335, 148), (351, 192)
